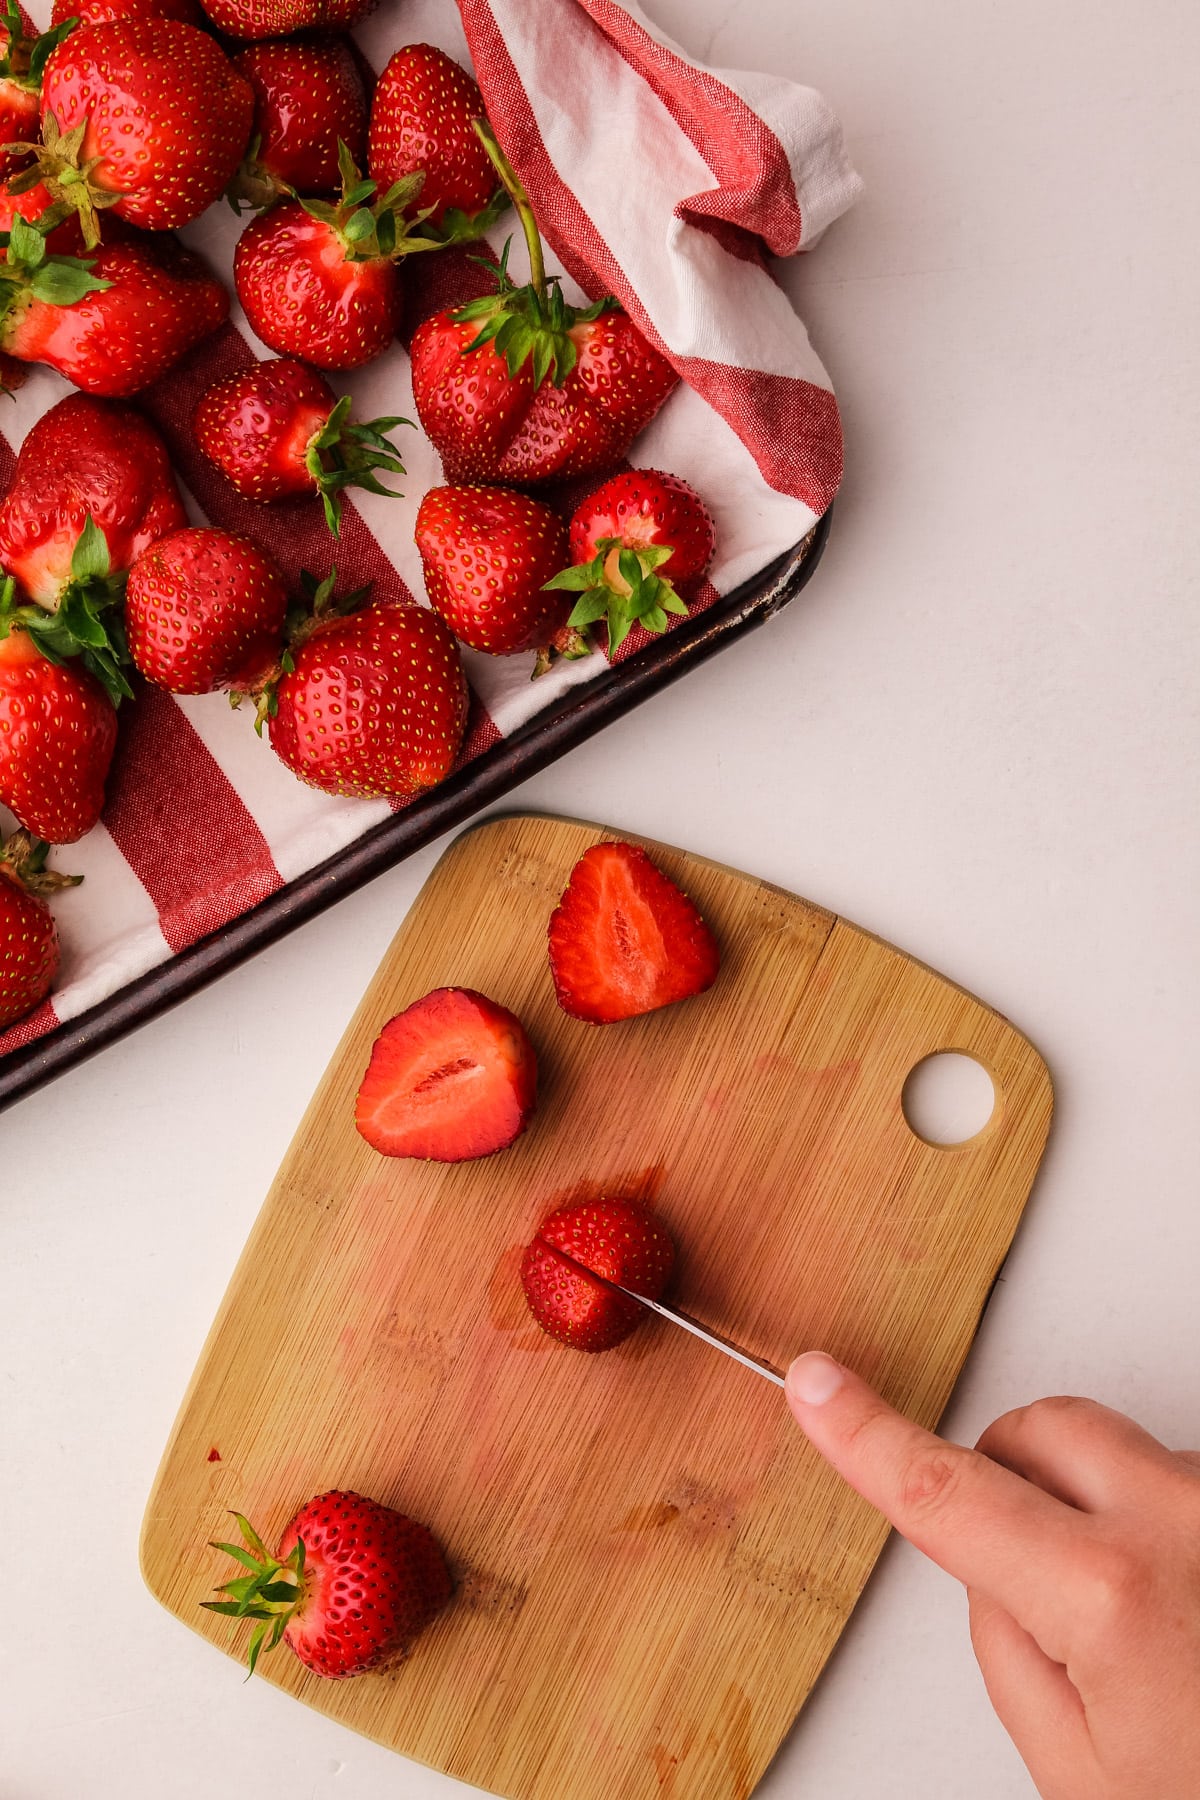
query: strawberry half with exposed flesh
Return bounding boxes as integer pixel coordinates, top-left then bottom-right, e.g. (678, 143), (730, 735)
(0, 221), (230, 396)
(126, 527), (289, 694)
(521, 1196), (676, 1353)
(414, 484), (585, 664)
(545, 468), (716, 656)
(410, 121), (678, 486)
(0, 3), (78, 182)
(235, 145), (441, 370)
(193, 357), (409, 536)
(229, 34), (366, 211)
(0, 829), (80, 1029)
(355, 986), (537, 1162)
(51, 0), (203, 27)
(202, 1490), (451, 1680)
(263, 571), (468, 799)
(548, 840), (720, 1024)
(196, 0), (378, 39)
(0, 613), (117, 841)
(367, 44), (505, 240)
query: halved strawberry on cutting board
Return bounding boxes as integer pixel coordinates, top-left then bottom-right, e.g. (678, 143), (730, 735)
(521, 1196), (676, 1353)
(355, 986), (537, 1162)
(548, 841), (720, 1024)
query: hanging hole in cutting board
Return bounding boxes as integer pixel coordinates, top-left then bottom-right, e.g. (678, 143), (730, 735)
(902, 1052), (997, 1147)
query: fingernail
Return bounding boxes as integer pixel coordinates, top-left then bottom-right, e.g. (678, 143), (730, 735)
(786, 1352), (845, 1406)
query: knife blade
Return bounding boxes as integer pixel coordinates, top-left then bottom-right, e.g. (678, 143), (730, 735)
(541, 1241), (787, 1388)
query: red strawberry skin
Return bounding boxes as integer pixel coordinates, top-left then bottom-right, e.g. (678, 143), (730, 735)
(356, 986), (537, 1162)
(51, 0), (203, 22)
(0, 858), (60, 1030)
(570, 469), (715, 598)
(1, 233), (229, 396)
(0, 176), (85, 253)
(548, 841), (720, 1024)
(415, 485), (571, 656)
(235, 202), (399, 370)
(41, 19), (254, 232)
(194, 357), (333, 504)
(0, 394), (186, 608)
(275, 1490), (451, 1680)
(0, 20), (40, 181)
(125, 527), (289, 693)
(196, 0), (377, 38)
(521, 1197), (676, 1353)
(0, 628), (117, 842)
(233, 34), (366, 196)
(367, 45), (494, 230)
(411, 307), (679, 486)
(268, 602), (467, 799)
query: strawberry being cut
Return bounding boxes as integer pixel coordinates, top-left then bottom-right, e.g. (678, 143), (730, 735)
(0, 617), (117, 841)
(126, 527), (289, 694)
(0, 829), (80, 1030)
(521, 1196), (676, 1353)
(548, 841), (720, 1024)
(195, 0), (378, 39)
(410, 121), (678, 486)
(194, 357), (409, 536)
(202, 1490), (451, 1680)
(414, 484), (583, 664)
(546, 469), (716, 656)
(0, 3), (78, 181)
(229, 34), (367, 210)
(355, 986), (537, 1162)
(367, 44), (505, 239)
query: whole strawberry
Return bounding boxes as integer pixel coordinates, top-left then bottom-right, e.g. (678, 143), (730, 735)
(410, 122), (678, 485)
(126, 527), (289, 693)
(229, 35), (366, 210)
(202, 1491), (451, 1680)
(545, 469), (716, 655)
(0, 220), (230, 395)
(196, 0), (378, 39)
(0, 829), (80, 1029)
(26, 18), (253, 242)
(194, 357), (409, 536)
(51, 0), (202, 23)
(415, 484), (583, 664)
(368, 45), (503, 238)
(521, 1197), (676, 1353)
(0, 619), (117, 841)
(0, 3), (78, 180)
(265, 576), (468, 800)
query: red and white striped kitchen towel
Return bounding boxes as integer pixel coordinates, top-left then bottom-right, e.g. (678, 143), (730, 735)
(0, 0), (860, 1061)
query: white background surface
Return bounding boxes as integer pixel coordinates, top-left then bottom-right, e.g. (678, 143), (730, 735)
(4, 1), (1199, 1796)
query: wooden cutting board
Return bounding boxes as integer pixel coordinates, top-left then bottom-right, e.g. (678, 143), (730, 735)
(141, 813), (1053, 1800)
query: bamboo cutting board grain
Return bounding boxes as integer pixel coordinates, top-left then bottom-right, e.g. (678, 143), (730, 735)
(141, 814), (1053, 1800)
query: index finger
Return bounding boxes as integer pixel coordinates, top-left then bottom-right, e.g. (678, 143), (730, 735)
(786, 1352), (1085, 1653)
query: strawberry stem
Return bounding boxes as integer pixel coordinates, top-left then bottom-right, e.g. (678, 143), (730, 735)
(0, 828), (82, 894)
(472, 117), (545, 300)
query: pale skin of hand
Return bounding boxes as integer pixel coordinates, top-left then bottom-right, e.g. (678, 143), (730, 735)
(785, 1352), (1200, 1799)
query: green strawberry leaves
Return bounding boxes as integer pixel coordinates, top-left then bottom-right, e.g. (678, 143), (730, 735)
(303, 395), (412, 537)
(0, 3), (79, 90)
(299, 142), (446, 264)
(246, 567), (373, 731)
(5, 109), (123, 250)
(544, 539), (688, 657)
(0, 210), (110, 327)
(201, 1512), (306, 1678)
(0, 520), (133, 706)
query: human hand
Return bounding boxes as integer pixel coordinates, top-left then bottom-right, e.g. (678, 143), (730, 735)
(785, 1352), (1200, 1799)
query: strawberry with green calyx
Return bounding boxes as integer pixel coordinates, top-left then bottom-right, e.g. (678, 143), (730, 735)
(0, 607), (118, 841)
(0, 525), (132, 706)
(193, 357), (410, 537)
(545, 468), (716, 657)
(202, 1491), (451, 1680)
(0, 3), (79, 182)
(0, 828), (81, 1029)
(409, 118), (679, 486)
(367, 44), (508, 245)
(234, 142), (445, 370)
(227, 34), (367, 214)
(0, 209), (108, 327)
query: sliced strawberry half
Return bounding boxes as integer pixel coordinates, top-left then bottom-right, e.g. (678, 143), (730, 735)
(520, 1196), (676, 1353)
(355, 986), (537, 1162)
(548, 841), (720, 1024)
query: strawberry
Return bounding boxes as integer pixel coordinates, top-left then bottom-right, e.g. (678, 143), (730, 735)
(414, 484), (585, 663)
(126, 527), (289, 694)
(264, 574), (468, 800)
(0, 172), (84, 251)
(548, 841), (720, 1024)
(0, 4), (78, 181)
(0, 619), (117, 841)
(367, 45), (504, 238)
(545, 469), (716, 656)
(410, 122), (678, 486)
(202, 1491), (451, 1680)
(521, 1196), (676, 1353)
(50, 0), (202, 24)
(193, 357), (409, 536)
(195, 0), (378, 39)
(355, 986), (537, 1162)
(234, 146), (439, 370)
(0, 829), (80, 1030)
(0, 221), (230, 395)
(229, 34), (366, 210)
(21, 18), (253, 243)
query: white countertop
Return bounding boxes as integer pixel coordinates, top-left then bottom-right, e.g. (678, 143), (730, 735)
(5, 2), (1199, 1796)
